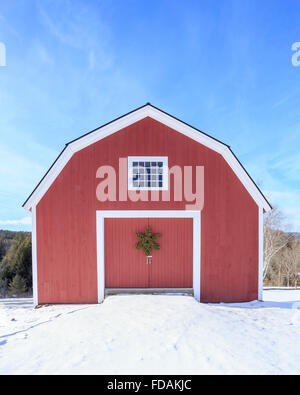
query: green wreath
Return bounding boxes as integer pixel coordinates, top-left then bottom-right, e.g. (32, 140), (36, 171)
(136, 226), (161, 257)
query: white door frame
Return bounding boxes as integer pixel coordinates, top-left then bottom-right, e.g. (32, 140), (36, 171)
(96, 210), (201, 303)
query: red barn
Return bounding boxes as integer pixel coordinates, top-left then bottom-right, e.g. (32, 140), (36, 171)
(23, 103), (271, 306)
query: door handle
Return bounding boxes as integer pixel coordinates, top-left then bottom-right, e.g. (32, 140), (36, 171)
(147, 256), (152, 265)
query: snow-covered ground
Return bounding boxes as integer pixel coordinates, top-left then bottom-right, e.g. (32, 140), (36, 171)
(0, 289), (300, 375)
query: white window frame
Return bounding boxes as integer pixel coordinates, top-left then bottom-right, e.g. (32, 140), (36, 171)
(128, 156), (168, 191)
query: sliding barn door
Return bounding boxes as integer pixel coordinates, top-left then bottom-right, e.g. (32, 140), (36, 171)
(104, 217), (193, 288)
(104, 218), (148, 288)
(148, 218), (193, 288)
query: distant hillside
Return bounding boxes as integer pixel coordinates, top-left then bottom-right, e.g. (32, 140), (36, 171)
(0, 230), (30, 261)
(0, 230), (19, 262)
(293, 232), (300, 240)
(0, 230), (19, 239)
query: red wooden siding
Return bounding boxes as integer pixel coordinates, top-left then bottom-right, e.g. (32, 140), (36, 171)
(148, 218), (193, 288)
(105, 218), (149, 288)
(36, 117), (258, 303)
(105, 218), (193, 288)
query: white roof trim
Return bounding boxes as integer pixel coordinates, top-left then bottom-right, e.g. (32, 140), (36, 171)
(23, 104), (271, 212)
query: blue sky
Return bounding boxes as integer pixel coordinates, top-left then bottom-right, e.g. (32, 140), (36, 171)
(0, 0), (300, 231)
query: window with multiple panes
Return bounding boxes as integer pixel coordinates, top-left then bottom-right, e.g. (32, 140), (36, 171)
(128, 157), (168, 190)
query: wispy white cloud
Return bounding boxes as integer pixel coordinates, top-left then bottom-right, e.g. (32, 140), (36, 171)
(244, 147), (300, 231)
(281, 207), (300, 232)
(264, 190), (300, 201)
(0, 12), (21, 39)
(263, 188), (300, 231)
(37, 0), (114, 71)
(272, 95), (292, 109)
(268, 153), (300, 182)
(0, 217), (32, 226)
(32, 41), (54, 65)
(272, 86), (300, 109)
(88, 50), (95, 71)
(0, 142), (56, 195)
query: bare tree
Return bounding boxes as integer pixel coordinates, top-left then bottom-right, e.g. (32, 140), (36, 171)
(263, 206), (293, 280)
(280, 240), (300, 287)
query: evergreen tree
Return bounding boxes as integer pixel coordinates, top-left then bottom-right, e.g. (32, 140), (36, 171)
(0, 232), (32, 294)
(14, 236), (32, 289)
(0, 237), (4, 261)
(9, 274), (27, 297)
(0, 278), (8, 298)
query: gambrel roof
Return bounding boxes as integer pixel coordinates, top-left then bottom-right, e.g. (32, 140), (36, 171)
(23, 103), (272, 212)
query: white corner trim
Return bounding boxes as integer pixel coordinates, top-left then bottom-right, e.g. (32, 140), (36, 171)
(96, 212), (105, 304)
(96, 210), (201, 303)
(192, 212), (201, 302)
(31, 205), (38, 307)
(258, 206), (264, 301)
(23, 105), (271, 212)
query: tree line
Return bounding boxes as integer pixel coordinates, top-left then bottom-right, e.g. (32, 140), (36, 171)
(0, 230), (32, 297)
(264, 207), (300, 287)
